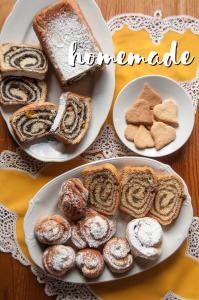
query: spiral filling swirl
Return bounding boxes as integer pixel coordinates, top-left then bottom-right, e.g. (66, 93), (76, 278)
(151, 177), (184, 223)
(88, 171), (118, 214)
(14, 108), (56, 141)
(4, 46), (47, 71)
(58, 97), (88, 140)
(81, 215), (116, 248)
(0, 77), (42, 104)
(122, 172), (156, 216)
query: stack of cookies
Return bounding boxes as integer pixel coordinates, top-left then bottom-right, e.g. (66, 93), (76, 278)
(125, 83), (179, 150)
(34, 162), (185, 279)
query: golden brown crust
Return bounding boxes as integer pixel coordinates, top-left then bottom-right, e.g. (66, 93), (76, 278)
(149, 175), (185, 225)
(33, 0), (103, 87)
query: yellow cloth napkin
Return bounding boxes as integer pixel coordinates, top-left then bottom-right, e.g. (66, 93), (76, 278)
(1, 26), (199, 299)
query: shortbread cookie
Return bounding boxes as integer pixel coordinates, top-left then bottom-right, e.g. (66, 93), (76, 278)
(151, 122), (176, 150)
(82, 163), (120, 216)
(139, 83), (162, 108)
(125, 99), (153, 126)
(0, 43), (48, 80)
(149, 175), (185, 225)
(10, 102), (57, 142)
(126, 217), (163, 260)
(120, 167), (157, 218)
(33, 0), (103, 87)
(153, 99), (179, 127)
(124, 124), (139, 142)
(51, 92), (92, 145)
(134, 125), (154, 149)
(0, 76), (47, 106)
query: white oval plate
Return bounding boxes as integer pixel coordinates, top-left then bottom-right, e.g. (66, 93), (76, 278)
(0, 0), (115, 162)
(24, 157), (193, 284)
(113, 75), (195, 157)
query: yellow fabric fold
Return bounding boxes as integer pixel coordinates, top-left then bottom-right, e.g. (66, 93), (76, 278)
(1, 26), (199, 299)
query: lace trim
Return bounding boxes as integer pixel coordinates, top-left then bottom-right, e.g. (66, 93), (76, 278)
(179, 69), (199, 110)
(0, 147), (47, 177)
(107, 10), (199, 45)
(80, 124), (132, 161)
(31, 266), (98, 300)
(0, 205), (29, 266)
(186, 217), (199, 261)
(162, 291), (186, 300)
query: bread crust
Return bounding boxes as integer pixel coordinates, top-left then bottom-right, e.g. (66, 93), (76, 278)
(33, 0), (103, 87)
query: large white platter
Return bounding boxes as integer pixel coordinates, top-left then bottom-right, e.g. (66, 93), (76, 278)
(0, 0), (115, 162)
(24, 157), (193, 284)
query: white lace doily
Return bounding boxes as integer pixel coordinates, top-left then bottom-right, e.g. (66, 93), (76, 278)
(108, 10), (199, 45)
(162, 291), (186, 300)
(1, 9), (199, 300)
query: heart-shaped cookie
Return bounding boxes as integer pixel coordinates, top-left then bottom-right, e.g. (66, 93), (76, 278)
(134, 125), (154, 149)
(124, 124), (139, 142)
(153, 99), (178, 127)
(125, 99), (153, 126)
(139, 83), (162, 109)
(151, 122), (176, 150)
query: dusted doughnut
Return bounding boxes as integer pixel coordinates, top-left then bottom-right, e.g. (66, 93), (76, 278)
(76, 248), (104, 278)
(34, 215), (71, 245)
(126, 217), (163, 260)
(103, 237), (133, 273)
(80, 214), (116, 248)
(149, 175), (185, 225)
(43, 245), (75, 276)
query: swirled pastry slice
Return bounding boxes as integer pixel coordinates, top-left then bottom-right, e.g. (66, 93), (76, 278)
(149, 175), (185, 225)
(126, 218), (163, 260)
(51, 92), (91, 145)
(82, 163), (120, 216)
(0, 76), (47, 106)
(120, 167), (157, 218)
(0, 43), (48, 80)
(10, 102), (57, 142)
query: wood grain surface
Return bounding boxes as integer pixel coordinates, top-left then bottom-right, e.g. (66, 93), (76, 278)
(0, 1), (199, 299)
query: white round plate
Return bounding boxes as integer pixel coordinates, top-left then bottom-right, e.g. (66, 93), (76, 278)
(0, 0), (115, 162)
(24, 157), (193, 284)
(113, 75), (195, 157)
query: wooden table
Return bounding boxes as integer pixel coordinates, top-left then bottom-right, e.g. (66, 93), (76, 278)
(0, 1), (199, 299)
